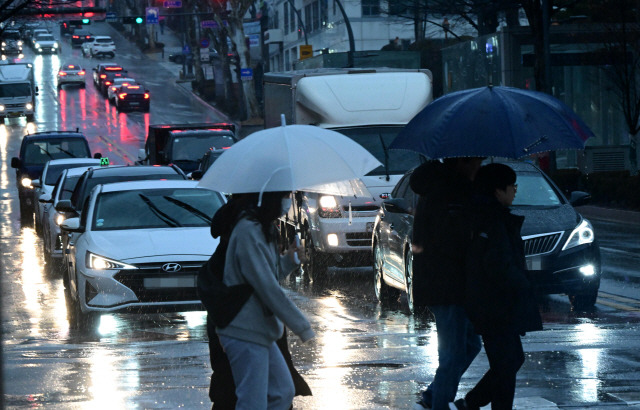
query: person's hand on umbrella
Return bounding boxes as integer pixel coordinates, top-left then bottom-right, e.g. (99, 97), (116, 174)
(285, 237), (307, 265)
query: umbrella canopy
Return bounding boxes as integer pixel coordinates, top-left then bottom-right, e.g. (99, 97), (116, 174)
(197, 123), (382, 196)
(390, 85), (594, 159)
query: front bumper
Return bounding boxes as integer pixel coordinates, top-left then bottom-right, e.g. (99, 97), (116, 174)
(77, 259), (206, 313)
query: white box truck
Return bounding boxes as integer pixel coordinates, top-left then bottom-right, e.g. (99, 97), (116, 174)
(0, 62), (38, 121)
(264, 68), (433, 279)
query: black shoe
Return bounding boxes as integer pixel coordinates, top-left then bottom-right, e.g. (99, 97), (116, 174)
(413, 400), (431, 409)
(449, 398), (468, 410)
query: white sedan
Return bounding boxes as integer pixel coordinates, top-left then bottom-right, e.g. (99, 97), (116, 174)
(60, 180), (224, 328)
(106, 77), (136, 103)
(32, 158), (101, 237)
(40, 165), (100, 271)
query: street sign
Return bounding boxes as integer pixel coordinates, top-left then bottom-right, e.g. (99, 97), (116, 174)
(146, 7), (159, 24)
(200, 38), (210, 48)
(201, 53), (210, 62)
(163, 0), (182, 7)
(240, 68), (253, 81)
(299, 44), (312, 60)
(201, 20), (217, 29)
(182, 45), (191, 55)
(105, 12), (117, 22)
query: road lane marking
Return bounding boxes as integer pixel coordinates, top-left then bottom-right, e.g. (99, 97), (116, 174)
(598, 291), (640, 306)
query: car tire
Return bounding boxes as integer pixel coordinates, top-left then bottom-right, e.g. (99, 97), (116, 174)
(301, 225), (327, 283)
(66, 271), (99, 329)
(569, 287), (599, 311)
(404, 247), (415, 313)
(373, 240), (401, 305)
(80, 83), (86, 89)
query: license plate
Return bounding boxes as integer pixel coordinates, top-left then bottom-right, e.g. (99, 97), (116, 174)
(144, 276), (196, 288)
(366, 222), (374, 233)
(129, 102), (139, 105)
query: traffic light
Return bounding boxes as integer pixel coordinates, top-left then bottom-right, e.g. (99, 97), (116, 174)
(123, 16), (144, 24)
(82, 18), (91, 25)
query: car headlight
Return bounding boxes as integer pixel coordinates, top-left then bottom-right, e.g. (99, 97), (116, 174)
(17, 40), (22, 46)
(25, 103), (33, 110)
(318, 195), (341, 218)
(1, 42), (5, 47)
(562, 219), (594, 251)
(21, 177), (32, 188)
(55, 213), (66, 226)
(35, 43), (40, 49)
(53, 43), (58, 48)
(0, 105), (4, 111)
(86, 252), (137, 270)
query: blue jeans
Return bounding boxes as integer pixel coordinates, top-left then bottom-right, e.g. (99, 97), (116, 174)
(422, 305), (482, 410)
(219, 335), (295, 410)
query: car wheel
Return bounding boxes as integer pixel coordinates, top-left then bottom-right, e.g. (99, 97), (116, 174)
(67, 271), (99, 329)
(34, 215), (42, 236)
(404, 247), (415, 313)
(569, 287), (599, 311)
(301, 225), (327, 283)
(373, 240), (400, 304)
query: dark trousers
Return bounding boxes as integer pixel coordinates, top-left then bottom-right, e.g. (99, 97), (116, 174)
(465, 331), (524, 410)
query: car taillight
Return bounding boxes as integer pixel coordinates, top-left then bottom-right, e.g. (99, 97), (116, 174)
(72, 35), (79, 39)
(144, 93), (150, 99)
(111, 86), (116, 91)
(105, 81), (111, 85)
(118, 93), (127, 99)
(100, 74), (106, 79)
(78, 71), (85, 75)
(58, 72), (67, 76)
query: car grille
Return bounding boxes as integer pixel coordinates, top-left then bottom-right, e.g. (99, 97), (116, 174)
(346, 232), (372, 247)
(114, 261), (203, 302)
(5, 103), (24, 108)
(522, 232), (563, 256)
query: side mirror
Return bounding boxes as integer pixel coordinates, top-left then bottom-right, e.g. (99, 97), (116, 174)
(55, 199), (75, 213)
(60, 217), (83, 232)
(137, 148), (146, 162)
(11, 157), (20, 168)
(93, 152), (102, 159)
(383, 198), (410, 214)
(570, 191), (592, 207)
(39, 193), (52, 203)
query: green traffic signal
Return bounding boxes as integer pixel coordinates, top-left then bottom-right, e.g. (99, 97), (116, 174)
(82, 18), (90, 24)
(135, 16), (144, 24)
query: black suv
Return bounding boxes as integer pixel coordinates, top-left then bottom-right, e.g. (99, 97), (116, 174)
(372, 160), (601, 312)
(11, 130), (98, 217)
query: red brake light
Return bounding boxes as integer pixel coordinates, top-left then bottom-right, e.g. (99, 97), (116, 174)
(78, 71), (85, 75)
(58, 72), (67, 76)
(118, 93), (127, 99)
(105, 81), (112, 85)
(128, 85), (140, 89)
(69, 65), (75, 68)
(111, 86), (116, 91)
(85, 36), (90, 39)
(105, 67), (123, 71)
(100, 74), (106, 79)
(72, 35), (79, 39)
(144, 93), (150, 99)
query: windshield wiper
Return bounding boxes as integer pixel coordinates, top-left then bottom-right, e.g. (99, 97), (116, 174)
(57, 147), (77, 158)
(378, 133), (390, 181)
(138, 194), (182, 227)
(38, 146), (54, 159)
(162, 196), (212, 224)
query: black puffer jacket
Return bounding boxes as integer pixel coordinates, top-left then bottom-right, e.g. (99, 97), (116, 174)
(464, 196), (543, 336)
(410, 161), (475, 307)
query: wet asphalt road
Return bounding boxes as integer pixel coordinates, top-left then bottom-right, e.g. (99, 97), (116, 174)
(2, 21), (640, 409)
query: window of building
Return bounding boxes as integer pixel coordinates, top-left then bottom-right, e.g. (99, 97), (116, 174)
(284, 2), (289, 33)
(290, 3), (296, 34)
(312, 1), (320, 31)
(362, 0), (380, 16)
(305, 3), (313, 33)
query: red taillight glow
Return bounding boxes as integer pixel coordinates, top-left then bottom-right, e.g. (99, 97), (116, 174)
(58, 72), (67, 76)
(72, 35), (79, 39)
(68, 65), (75, 68)
(105, 81), (112, 85)
(105, 67), (123, 71)
(78, 71), (85, 75)
(111, 86), (117, 91)
(144, 93), (150, 99)
(118, 93), (127, 99)
(100, 74), (106, 79)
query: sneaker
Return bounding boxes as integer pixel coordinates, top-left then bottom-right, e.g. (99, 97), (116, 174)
(449, 398), (468, 410)
(413, 400), (431, 410)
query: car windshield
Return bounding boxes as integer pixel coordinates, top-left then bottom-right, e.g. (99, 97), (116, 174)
(60, 176), (81, 201)
(45, 163), (98, 185)
(36, 35), (55, 41)
(171, 134), (235, 161)
(92, 188), (224, 230)
(0, 83), (31, 98)
(512, 171), (563, 207)
(336, 126), (424, 176)
(3, 31), (20, 40)
(23, 139), (91, 165)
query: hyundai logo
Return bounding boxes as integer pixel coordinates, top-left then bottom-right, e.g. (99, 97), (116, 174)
(162, 263), (182, 272)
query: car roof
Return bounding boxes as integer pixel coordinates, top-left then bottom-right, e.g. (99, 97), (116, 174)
(66, 165), (104, 177)
(97, 180), (207, 193)
(45, 158), (101, 167)
(92, 35), (112, 40)
(83, 165), (181, 177)
(113, 77), (135, 83)
(23, 132), (87, 141)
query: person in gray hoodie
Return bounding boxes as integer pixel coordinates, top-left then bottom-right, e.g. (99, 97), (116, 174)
(217, 191), (315, 410)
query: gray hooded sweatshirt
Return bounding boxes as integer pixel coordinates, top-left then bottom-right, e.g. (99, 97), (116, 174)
(216, 216), (315, 346)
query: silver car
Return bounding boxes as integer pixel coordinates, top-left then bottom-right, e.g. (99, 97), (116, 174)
(57, 63), (87, 88)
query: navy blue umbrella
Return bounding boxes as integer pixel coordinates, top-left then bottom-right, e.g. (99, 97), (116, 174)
(390, 85), (594, 159)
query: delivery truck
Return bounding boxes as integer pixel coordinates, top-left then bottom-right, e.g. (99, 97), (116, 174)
(264, 68), (433, 279)
(0, 61), (38, 121)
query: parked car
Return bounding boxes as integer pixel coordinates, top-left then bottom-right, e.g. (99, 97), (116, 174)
(32, 158), (102, 236)
(32, 33), (59, 54)
(82, 35), (115, 58)
(57, 63), (87, 88)
(40, 164), (103, 271)
(11, 130), (97, 217)
(71, 29), (93, 47)
(372, 160), (601, 312)
(114, 83), (149, 112)
(189, 147), (228, 180)
(60, 180), (225, 328)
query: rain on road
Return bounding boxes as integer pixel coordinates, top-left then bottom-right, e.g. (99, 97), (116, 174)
(1, 21), (640, 409)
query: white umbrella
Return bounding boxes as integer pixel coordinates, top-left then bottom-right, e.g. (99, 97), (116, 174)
(197, 120), (382, 198)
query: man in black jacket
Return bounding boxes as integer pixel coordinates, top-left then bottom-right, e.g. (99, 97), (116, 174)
(410, 157), (484, 410)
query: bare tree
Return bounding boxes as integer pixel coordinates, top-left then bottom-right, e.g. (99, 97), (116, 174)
(0, 0), (90, 28)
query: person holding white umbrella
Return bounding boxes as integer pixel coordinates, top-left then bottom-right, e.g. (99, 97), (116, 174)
(197, 118), (382, 409)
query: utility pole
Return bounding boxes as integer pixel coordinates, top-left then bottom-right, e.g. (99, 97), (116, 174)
(334, 0), (355, 67)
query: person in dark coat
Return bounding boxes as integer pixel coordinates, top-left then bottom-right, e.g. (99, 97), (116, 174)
(451, 163), (543, 410)
(410, 158), (484, 410)
(199, 194), (312, 410)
